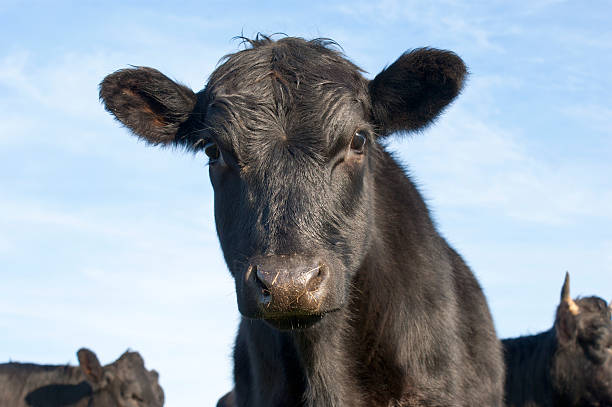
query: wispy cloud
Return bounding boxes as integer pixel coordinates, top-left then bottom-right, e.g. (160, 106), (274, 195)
(0, 50), (114, 117)
(0, 51), (42, 102)
(562, 104), (612, 135)
(329, 0), (509, 52)
(0, 197), (237, 405)
(521, 0), (569, 15)
(397, 105), (612, 225)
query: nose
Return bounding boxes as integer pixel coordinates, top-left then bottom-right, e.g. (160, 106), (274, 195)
(245, 255), (329, 317)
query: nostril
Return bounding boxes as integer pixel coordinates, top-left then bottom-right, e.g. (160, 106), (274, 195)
(306, 263), (327, 292)
(253, 265), (272, 300)
(261, 287), (271, 299)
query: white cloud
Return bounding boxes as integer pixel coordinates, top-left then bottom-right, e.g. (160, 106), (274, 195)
(0, 196), (237, 405)
(522, 0), (569, 14)
(0, 50), (112, 118)
(0, 113), (38, 146)
(0, 51), (43, 103)
(395, 104), (612, 225)
(562, 104), (612, 135)
(0, 234), (12, 254)
(329, 0), (507, 52)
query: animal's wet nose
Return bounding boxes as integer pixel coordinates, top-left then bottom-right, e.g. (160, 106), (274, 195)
(245, 255), (329, 317)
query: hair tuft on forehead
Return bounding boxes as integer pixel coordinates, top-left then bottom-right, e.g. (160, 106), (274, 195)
(202, 36), (370, 164)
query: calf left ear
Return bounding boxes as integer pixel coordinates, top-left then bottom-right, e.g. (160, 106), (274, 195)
(99, 67), (198, 146)
(369, 48), (467, 136)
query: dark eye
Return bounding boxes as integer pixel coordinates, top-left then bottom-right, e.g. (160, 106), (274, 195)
(131, 394), (145, 402)
(204, 142), (220, 161)
(350, 131), (367, 153)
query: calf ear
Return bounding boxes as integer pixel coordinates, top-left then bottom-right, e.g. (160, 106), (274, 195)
(99, 67), (198, 146)
(77, 348), (104, 385)
(369, 48), (467, 136)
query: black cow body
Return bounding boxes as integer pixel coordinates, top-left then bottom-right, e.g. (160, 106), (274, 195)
(503, 273), (612, 407)
(100, 36), (504, 407)
(0, 348), (164, 407)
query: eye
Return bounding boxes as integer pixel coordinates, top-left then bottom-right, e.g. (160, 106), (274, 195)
(131, 393), (145, 402)
(350, 131), (367, 153)
(204, 142), (220, 162)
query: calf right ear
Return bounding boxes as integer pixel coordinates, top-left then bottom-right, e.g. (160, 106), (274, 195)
(369, 48), (467, 136)
(99, 67), (198, 146)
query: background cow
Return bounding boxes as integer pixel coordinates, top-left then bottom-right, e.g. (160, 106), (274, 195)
(100, 36), (505, 406)
(0, 348), (164, 407)
(503, 273), (612, 407)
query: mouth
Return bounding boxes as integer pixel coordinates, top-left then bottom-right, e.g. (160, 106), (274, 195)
(263, 314), (326, 330)
(260, 306), (343, 330)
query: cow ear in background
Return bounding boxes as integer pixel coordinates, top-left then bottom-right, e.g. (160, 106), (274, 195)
(556, 301), (579, 344)
(556, 272), (580, 344)
(99, 67), (198, 146)
(369, 48), (467, 136)
(77, 348), (104, 386)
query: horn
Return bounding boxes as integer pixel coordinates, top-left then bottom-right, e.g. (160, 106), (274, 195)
(561, 272), (571, 302)
(560, 272), (579, 315)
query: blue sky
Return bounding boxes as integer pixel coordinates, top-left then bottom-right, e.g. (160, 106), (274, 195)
(1, 0), (611, 405)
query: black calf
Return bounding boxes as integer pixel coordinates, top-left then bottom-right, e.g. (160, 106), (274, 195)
(100, 35), (505, 407)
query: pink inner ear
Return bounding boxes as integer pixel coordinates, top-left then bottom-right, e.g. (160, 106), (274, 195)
(119, 88), (167, 128)
(141, 104), (167, 127)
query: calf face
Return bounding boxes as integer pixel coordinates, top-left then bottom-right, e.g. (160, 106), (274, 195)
(100, 37), (465, 329)
(553, 273), (612, 406)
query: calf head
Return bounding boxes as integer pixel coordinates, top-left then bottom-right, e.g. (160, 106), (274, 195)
(77, 348), (164, 407)
(100, 36), (466, 329)
(552, 273), (612, 406)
